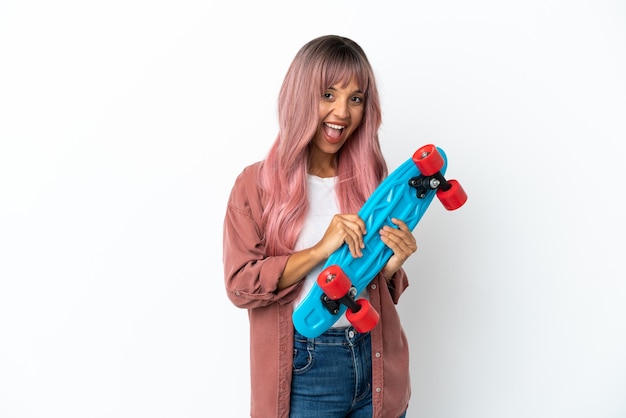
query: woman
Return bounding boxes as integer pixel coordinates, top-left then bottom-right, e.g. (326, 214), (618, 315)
(223, 34), (416, 418)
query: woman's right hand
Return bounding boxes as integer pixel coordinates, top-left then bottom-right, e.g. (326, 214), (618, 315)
(315, 214), (367, 259)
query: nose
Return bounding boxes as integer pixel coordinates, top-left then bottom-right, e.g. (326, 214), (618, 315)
(332, 97), (350, 119)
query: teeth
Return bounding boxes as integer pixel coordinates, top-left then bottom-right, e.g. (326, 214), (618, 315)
(325, 122), (344, 130)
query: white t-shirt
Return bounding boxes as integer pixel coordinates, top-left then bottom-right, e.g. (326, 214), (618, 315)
(293, 175), (368, 328)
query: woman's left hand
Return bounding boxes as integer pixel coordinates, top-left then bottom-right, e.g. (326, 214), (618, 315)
(379, 218), (418, 280)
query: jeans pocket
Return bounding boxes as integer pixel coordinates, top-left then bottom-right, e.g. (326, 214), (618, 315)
(292, 341), (314, 374)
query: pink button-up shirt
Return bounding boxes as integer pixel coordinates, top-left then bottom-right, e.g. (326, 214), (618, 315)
(223, 162), (411, 417)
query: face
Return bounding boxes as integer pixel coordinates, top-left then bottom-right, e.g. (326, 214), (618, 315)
(310, 78), (365, 159)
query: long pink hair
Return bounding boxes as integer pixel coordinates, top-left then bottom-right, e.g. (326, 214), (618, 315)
(260, 35), (387, 256)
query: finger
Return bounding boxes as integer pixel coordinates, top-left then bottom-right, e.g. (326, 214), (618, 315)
(385, 220), (416, 245)
(380, 226), (417, 255)
(380, 224), (410, 244)
(390, 218), (409, 232)
(342, 226), (364, 257)
(380, 231), (407, 256)
(341, 214), (367, 236)
(338, 218), (365, 250)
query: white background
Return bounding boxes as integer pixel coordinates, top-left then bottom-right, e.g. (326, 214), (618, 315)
(1, 1), (625, 417)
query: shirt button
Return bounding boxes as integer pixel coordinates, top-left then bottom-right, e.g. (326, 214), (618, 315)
(371, 284), (376, 290)
(376, 387), (382, 393)
(375, 352), (381, 358)
(348, 330), (355, 338)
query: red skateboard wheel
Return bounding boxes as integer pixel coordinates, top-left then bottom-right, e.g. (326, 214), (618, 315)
(317, 265), (351, 300)
(412, 144), (444, 176)
(346, 299), (379, 333)
(437, 179), (467, 210)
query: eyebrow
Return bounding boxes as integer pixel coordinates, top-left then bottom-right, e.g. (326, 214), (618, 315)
(327, 86), (364, 95)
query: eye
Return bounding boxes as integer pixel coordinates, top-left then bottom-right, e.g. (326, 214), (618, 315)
(351, 95), (364, 104)
(322, 92), (334, 100)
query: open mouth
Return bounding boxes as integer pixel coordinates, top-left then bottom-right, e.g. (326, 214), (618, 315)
(323, 122), (345, 142)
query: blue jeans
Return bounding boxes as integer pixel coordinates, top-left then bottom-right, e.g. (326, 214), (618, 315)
(290, 327), (407, 418)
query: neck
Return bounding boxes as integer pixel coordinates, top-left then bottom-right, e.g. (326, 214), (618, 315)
(308, 146), (338, 177)
(308, 165), (336, 178)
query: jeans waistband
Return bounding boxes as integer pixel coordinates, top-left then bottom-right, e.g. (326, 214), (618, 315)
(294, 326), (369, 346)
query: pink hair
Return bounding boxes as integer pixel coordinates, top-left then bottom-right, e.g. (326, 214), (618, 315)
(259, 35), (387, 256)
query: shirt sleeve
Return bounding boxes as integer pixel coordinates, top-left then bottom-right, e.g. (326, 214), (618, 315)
(386, 268), (409, 304)
(222, 165), (302, 309)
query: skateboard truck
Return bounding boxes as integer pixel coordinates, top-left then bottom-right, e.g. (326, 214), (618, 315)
(408, 172), (452, 199)
(317, 264), (380, 333)
(316, 266), (380, 333)
(408, 144), (467, 210)
(320, 284), (359, 315)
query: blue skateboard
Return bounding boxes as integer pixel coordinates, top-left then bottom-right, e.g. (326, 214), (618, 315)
(292, 144), (467, 338)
